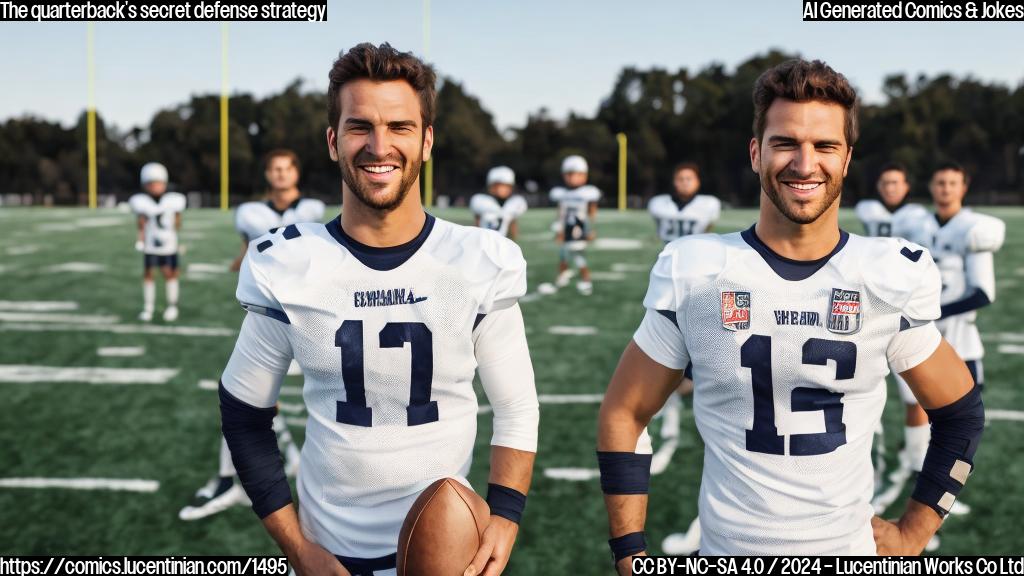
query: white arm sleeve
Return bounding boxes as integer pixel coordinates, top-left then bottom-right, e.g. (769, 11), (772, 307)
(887, 322), (942, 375)
(473, 303), (539, 453)
(633, 309), (689, 370)
(965, 251), (996, 302)
(221, 312), (293, 408)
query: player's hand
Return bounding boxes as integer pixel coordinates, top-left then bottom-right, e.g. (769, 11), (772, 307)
(871, 516), (927, 556)
(464, 515), (518, 576)
(288, 539), (350, 576)
(555, 232), (564, 242)
(134, 240), (144, 252)
(615, 551), (647, 576)
(230, 257), (243, 272)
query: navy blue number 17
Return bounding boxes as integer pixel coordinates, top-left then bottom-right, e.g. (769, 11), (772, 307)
(741, 335), (854, 456)
(335, 320), (437, 427)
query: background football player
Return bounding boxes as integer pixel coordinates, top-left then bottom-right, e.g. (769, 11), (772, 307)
(129, 162), (186, 322)
(855, 164), (933, 478)
(540, 155), (601, 295)
(219, 43), (538, 576)
(179, 149), (323, 521)
(470, 166), (527, 241)
(229, 149), (326, 272)
(598, 59), (983, 565)
(926, 162), (1004, 516)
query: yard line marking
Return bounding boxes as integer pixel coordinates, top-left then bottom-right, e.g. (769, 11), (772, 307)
(997, 344), (1024, 354)
(547, 326), (598, 336)
(610, 263), (649, 273)
(0, 365), (178, 385)
(989, 409), (1024, 422)
(593, 238), (643, 250)
(0, 478), (159, 492)
(0, 312), (118, 324)
(543, 468), (601, 481)
(5, 245), (40, 256)
(44, 262), (107, 273)
(278, 402), (305, 414)
(97, 346), (145, 357)
(198, 379), (218, 390)
(0, 301), (79, 312)
(186, 263), (228, 274)
(0, 323), (235, 337)
(589, 271), (626, 281)
(983, 332), (1024, 343)
(284, 417), (307, 427)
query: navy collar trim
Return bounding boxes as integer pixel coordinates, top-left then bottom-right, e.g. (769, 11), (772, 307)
(267, 196), (303, 216)
(741, 225), (849, 281)
(671, 193), (696, 211)
(326, 213), (435, 271)
(935, 209), (961, 228)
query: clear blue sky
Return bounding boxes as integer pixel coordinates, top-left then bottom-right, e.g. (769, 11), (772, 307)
(1, 0), (1022, 132)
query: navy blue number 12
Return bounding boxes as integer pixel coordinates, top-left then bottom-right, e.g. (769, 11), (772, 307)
(742, 335), (854, 456)
(335, 320), (437, 427)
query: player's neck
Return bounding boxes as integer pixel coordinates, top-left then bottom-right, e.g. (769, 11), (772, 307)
(935, 203), (962, 223)
(269, 188), (300, 210)
(340, 186), (427, 248)
(756, 196), (842, 261)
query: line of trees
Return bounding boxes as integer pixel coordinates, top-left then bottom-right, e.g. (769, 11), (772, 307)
(2, 50), (1022, 207)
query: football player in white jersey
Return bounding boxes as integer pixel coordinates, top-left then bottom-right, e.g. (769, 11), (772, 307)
(855, 164), (933, 475)
(598, 60), (983, 565)
(647, 162), (721, 243)
(179, 149), (323, 521)
(219, 43), (538, 576)
(129, 162), (186, 322)
(545, 155), (601, 295)
(470, 166), (527, 240)
(928, 162), (1003, 401)
(230, 149), (327, 272)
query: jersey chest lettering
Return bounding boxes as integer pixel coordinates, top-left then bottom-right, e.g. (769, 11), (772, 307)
(353, 287), (428, 308)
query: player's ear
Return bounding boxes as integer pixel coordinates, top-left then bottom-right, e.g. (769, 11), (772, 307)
(326, 126), (340, 162)
(843, 146), (853, 178)
(422, 125), (434, 163)
(749, 137), (761, 173)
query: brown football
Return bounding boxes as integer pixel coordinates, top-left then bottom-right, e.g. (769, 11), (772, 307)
(397, 478), (490, 576)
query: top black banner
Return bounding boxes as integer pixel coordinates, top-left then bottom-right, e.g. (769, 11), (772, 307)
(802, 0), (1024, 20)
(0, 0), (327, 21)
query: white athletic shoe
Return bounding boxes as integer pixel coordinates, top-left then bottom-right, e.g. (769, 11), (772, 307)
(178, 477), (249, 521)
(555, 270), (573, 288)
(537, 282), (558, 295)
(661, 517), (702, 555)
(576, 281), (593, 295)
(138, 309), (153, 322)
(163, 306), (179, 322)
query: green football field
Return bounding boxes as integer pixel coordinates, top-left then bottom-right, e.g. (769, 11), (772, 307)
(1, 205), (1021, 567)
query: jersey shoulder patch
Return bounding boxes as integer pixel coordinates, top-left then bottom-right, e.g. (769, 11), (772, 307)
(845, 235), (940, 321)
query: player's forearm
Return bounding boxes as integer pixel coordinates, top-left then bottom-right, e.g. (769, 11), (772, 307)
(488, 445), (534, 495)
(896, 499), (943, 551)
(261, 504), (310, 558)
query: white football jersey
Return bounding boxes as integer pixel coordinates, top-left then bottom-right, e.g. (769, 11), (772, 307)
(648, 194), (721, 242)
(854, 199), (932, 243)
(633, 227), (942, 554)
(235, 198), (326, 241)
(929, 209), (1004, 361)
(129, 192), (186, 255)
(550, 185), (601, 244)
(225, 215), (529, 559)
(469, 193), (528, 237)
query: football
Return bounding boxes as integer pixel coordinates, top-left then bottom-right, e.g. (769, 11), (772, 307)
(397, 478), (491, 576)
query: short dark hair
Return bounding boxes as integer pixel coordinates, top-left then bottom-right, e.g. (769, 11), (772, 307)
(752, 59), (859, 146)
(327, 42), (437, 132)
(878, 162), (907, 181)
(673, 162), (700, 179)
(932, 161), (970, 185)
(263, 148), (301, 173)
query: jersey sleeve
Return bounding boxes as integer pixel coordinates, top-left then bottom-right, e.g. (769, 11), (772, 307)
(469, 193), (491, 216)
(165, 192), (187, 212)
(128, 193), (154, 216)
(236, 244), (291, 324)
(854, 200), (874, 226)
(479, 236), (527, 313)
(900, 245), (942, 326)
(966, 215), (1005, 253)
(885, 243), (943, 373)
(886, 322), (942, 375)
(296, 198), (326, 223)
(707, 196), (722, 222)
(221, 312), (293, 408)
(584, 185), (602, 203)
(633, 248), (690, 370)
(505, 195), (528, 218)
(473, 303), (539, 452)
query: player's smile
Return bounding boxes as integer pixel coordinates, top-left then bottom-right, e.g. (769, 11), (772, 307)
(358, 162), (401, 183)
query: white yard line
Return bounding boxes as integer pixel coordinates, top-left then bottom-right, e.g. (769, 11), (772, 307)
(0, 312), (118, 324)
(97, 346), (145, 357)
(989, 409), (1024, 422)
(44, 262), (107, 273)
(547, 326), (598, 336)
(198, 379), (218, 391)
(0, 478), (159, 492)
(278, 402), (306, 415)
(186, 263), (228, 274)
(0, 323), (235, 337)
(997, 344), (1024, 354)
(0, 365), (177, 385)
(0, 301), (78, 312)
(593, 238), (644, 250)
(611, 263), (650, 273)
